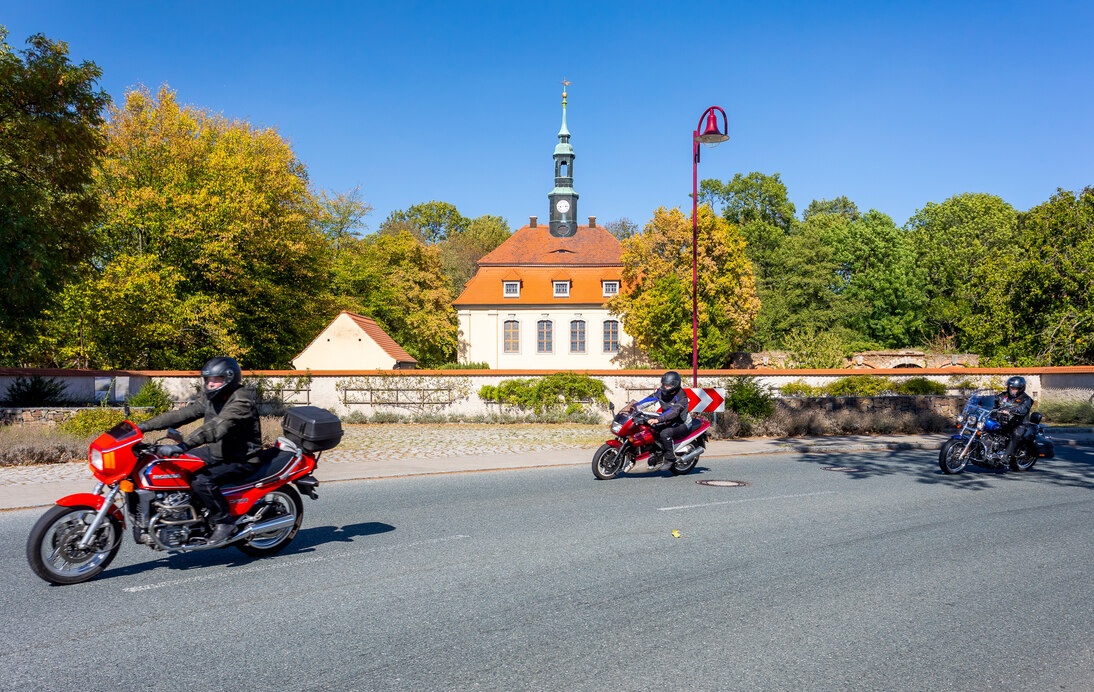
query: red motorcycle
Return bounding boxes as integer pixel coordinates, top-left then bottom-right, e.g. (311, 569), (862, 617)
(26, 406), (342, 585)
(592, 401), (711, 479)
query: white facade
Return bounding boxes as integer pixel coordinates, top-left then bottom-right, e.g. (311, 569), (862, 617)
(458, 306), (632, 369)
(293, 312), (409, 370)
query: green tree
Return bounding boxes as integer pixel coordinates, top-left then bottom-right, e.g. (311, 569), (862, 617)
(89, 85), (336, 368)
(803, 196), (861, 222)
(605, 217), (640, 240)
(334, 230), (457, 367)
(830, 210), (927, 348)
(608, 206), (759, 368)
(438, 214), (510, 296)
(316, 186), (372, 252)
(382, 201), (469, 244)
(961, 188), (1094, 365)
(700, 172), (796, 293)
(0, 28), (109, 363)
(906, 193), (1018, 344)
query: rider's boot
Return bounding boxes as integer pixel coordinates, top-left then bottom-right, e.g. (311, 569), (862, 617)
(208, 522), (235, 545)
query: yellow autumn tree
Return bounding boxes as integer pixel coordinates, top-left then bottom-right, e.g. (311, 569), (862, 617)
(608, 205), (760, 368)
(81, 85), (336, 368)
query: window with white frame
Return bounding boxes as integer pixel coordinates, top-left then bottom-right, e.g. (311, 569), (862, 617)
(602, 281), (619, 297)
(553, 281), (570, 298)
(503, 281), (520, 297)
(570, 320), (586, 353)
(537, 320), (553, 352)
(603, 320), (620, 353)
(503, 320), (520, 353)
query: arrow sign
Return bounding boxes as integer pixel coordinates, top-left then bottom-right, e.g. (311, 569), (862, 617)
(684, 388), (725, 413)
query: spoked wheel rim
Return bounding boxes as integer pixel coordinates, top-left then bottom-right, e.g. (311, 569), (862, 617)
(1012, 449), (1036, 471)
(941, 442), (968, 473)
(245, 490), (298, 549)
(39, 509), (117, 579)
(597, 448), (624, 477)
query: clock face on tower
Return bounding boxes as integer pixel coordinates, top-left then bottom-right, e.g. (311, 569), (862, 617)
(555, 199), (571, 214)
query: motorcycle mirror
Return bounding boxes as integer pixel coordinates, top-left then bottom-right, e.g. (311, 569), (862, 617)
(609, 402), (615, 413)
(165, 428), (183, 443)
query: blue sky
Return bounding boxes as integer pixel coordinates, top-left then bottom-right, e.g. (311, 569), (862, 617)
(3, 1), (1091, 232)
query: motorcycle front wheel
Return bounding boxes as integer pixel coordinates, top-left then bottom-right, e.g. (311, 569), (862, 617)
(592, 444), (626, 480)
(939, 440), (969, 475)
(236, 485), (303, 557)
(27, 504), (122, 585)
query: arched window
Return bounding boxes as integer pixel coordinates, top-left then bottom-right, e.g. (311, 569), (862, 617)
(570, 320), (586, 353)
(537, 320), (553, 353)
(503, 320), (519, 354)
(603, 320), (620, 353)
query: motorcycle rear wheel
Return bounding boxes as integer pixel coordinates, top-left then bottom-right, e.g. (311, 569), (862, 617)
(1009, 446), (1037, 472)
(27, 504), (122, 585)
(670, 444), (700, 475)
(236, 486), (303, 557)
(939, 440), (968, 475)
(592, 444), (626, 480)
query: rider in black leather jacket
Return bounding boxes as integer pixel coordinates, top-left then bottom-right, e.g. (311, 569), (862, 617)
(646, 371), (690, 466)
(138, 357), (261, 544)
(994, 376), (1034, 462)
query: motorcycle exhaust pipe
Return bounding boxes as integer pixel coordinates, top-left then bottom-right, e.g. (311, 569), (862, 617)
(183, 514), (297, 551)
(673, 446), (705, 465)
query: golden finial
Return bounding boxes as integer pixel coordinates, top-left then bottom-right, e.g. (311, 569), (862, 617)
(561, 78), (571, 100)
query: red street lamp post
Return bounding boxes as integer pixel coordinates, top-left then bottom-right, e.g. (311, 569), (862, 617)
(691, 106), (730, 386)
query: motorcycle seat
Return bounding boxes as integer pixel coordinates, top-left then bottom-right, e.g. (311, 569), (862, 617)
(672, 418), (706, 441)
(225, 447), (300, 490)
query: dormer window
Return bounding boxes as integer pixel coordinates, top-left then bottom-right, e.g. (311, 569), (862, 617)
(553, 281), (570, 298)
(602, 281), (619, 297)
(503, 281), (520, 298)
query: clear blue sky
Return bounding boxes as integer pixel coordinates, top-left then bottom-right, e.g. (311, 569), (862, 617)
(4, 1), (1092, 231)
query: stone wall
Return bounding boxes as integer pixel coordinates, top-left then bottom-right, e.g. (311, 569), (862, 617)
(0, 407), (155, 426)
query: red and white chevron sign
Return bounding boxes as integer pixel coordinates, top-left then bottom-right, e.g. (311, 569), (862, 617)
(684, 388), (725, 413)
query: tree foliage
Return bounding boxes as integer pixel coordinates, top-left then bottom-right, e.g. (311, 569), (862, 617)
(608, 206), (759, 368)
(382, 200), (469, 244)
(0, 28), (109, 363)
(87, 85), (335, 368)
(438, 214), (510, 296)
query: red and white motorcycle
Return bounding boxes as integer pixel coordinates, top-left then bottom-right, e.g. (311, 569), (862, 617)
(592, 400), (711, 480)
(26, 406), (342, 585)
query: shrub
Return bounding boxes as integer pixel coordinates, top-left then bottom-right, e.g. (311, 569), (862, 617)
(823, 376), (897, 397)
(779, 380), (823, 397)
(437, 361), (490, 370)
(59, 406), (153, 437)
(2, 375), (71, 406)
(1038, 399), (1094, 425)
(478, 372), (607, 413)
(894, 377), (946, 396)
(721, 376), (775, 419)
(127, 379), (174, 415)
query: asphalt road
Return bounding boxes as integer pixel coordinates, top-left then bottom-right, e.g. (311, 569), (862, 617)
(2, 446), (1093, 691)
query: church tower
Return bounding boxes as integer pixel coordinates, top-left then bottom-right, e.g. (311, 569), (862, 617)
(548, 82), (579, 238)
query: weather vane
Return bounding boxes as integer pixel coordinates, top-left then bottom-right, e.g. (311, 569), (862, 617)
(561, 78), (571, 99)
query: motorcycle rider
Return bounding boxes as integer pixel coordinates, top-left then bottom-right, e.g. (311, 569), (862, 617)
(994, 376), (1035, 464)
(137, 356), (262, 545)
(643, 371), (691, 467)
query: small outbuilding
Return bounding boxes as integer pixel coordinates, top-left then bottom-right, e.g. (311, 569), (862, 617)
(292, 311), (417, 370)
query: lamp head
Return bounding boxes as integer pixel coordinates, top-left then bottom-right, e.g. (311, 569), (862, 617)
(696, 108), (730, 144)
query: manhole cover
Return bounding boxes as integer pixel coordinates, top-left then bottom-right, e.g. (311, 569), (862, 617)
(822, 466), (865, 472)
(696, 480), (749, 487)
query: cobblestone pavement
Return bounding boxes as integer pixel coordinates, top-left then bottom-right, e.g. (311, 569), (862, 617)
(0, 424), (607, 487)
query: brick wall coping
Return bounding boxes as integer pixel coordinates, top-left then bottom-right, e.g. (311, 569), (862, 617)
(3, 366), (1094, 377)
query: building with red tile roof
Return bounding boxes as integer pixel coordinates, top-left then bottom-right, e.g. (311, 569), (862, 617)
(453, 86), (632, 368)
(292, 311), (418, 370)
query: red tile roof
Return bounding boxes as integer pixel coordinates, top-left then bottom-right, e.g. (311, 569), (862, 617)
(476, 224), (623, 266)
(455, 267), (622, 305)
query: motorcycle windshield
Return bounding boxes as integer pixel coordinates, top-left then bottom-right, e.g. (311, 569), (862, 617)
(964, 390), (996, 415)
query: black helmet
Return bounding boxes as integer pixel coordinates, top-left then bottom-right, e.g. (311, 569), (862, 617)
(660, 370), (682, 395)
(1006, 376), (1026, 396)
(201, 356), (243, 401)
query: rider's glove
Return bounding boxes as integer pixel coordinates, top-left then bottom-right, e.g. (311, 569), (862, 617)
(155, 443), (188, 458)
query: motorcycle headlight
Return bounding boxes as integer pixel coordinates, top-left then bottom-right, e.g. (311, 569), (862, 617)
(90, 449), (104, 471)
(976, 419), (986, 430)
(610, 422), (623, 434)
(956, 415), (965, 425)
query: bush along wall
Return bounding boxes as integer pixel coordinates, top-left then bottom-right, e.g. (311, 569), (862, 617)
(478, 373), (608, 415)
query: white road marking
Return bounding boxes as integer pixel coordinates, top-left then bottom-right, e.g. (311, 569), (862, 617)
(657, 490), (837, 512)
(121, 534), (471, 593)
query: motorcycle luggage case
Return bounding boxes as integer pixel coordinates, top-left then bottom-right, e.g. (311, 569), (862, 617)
(281, 406), (343, 452)
(1035, 434), (1055, 459)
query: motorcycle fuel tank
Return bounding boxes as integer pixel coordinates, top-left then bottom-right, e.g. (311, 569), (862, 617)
(136, 457), (205, 490)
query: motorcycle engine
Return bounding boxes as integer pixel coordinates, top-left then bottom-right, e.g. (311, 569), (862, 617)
(154, 492), (196, 523)
(151, 492), (199, 549)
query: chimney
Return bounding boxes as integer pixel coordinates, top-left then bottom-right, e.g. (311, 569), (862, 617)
(529, 216), (537, 228)
(588, 216), (596, 227)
